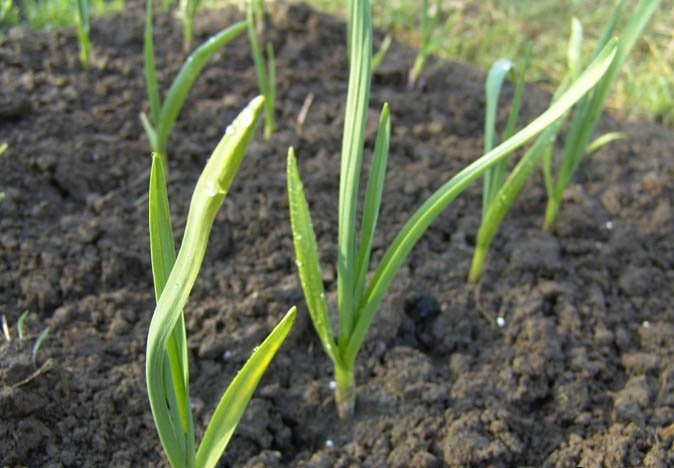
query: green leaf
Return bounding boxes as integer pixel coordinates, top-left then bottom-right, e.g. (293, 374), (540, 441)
(338, 0), (372, 350)
(144, 0), (161, 126)
(156, 21), (247, 154)
(247, 0), (268, 98)
(345, 39), (618, 365)
(354, 103), (390, 308)
(140, 112), (158, 154)
(550, 0), (659, 227)
(482, 58), (515, 214)
(470, 121), (562, 282)
(149, 153), (193, 459)
(372, 34), (391, 71)
(567, 18), (583, 78)
(585, 131), (625, 154)
(146, 96), (263, 467)
(195, 307), (296, 468)
(287, 148), (339, 363)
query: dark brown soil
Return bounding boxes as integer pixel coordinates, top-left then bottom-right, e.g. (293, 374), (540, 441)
(2, 2), (674, 467)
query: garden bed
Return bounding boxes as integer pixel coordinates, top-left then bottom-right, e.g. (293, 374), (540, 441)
(1, 2), (673, 466)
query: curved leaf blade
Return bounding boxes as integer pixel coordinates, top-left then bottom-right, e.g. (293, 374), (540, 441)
(156, 21), (247, 152)
(345, 39), (618, 364)
(146, 96), (264, 467)
(287, 148), (339, 363)
(195, 307), (296, 468)
(354, 103), (390, 308)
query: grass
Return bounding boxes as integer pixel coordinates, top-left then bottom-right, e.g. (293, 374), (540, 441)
(306, 0), (674, 126)
(466, 0), (658, 281)
(74, 0), (91, 69)
(246, 0), (277, 140)
(1, 0), (124, 29)
(140, 0), (246, 167)
(146, 96), (296, 467)
(288, 0), (617, 420)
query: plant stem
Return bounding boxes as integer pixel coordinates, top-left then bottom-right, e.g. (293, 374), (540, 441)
(334, 364), (356, 420)
(543, 194), (561, 231)
(468, 244), (487, 283)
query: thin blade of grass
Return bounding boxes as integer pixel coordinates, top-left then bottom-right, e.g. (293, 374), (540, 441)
(17, 310), (28, 340)
(140, 112), (158, 152)
(372, 34), (391, 71)
(354, 103), (390, 309)
(31, 326), (50, 364)
(469, 121), (562, 282)
(345, 40), (618, 365)
(482, 58), (514, 215)
(156, 21), (247, 153)
(287, 148), (339, 363)
(146, 96), (263, 467)
(247, 1), (268, 98)
(567, 18), (583, 78)
(338, 0), (372, 349)
(502, 45), (531, 141)
(195, 307), (296, 468)
(264, 40), (277, 139)
(586, 131), (625, 153)
(144, 0), (161, 125)
(74, 0), (90, 69)
(556, 0), (658, 195)
(149, 153), (193, 458)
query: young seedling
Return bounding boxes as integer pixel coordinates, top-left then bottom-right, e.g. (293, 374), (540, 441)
(73, 0), (91, 69)
(146, 96), (296, 468)
(287, 0), (617, 419)
(408, 0), (450, 88)
(140, 0), (246, 167)
(179, 0), (201, 50)
(1, 310), (53, 387)
(372, 34), (392, 71)
(246, 0), (276, 140)
(542, 0), (660, 231)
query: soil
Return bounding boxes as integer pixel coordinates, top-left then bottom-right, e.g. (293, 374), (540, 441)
(1, 2), (674, 467)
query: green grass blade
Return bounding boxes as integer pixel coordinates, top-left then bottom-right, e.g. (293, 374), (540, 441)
(31, 326), (50, 365)
(17, 310), (28, 340)
(182, 0), (201, 49)
(264, 40), (277, 139)
(372, 34), (391, 71)
(149, 153), (193, 458)
(482, 58), (514, 214)
(483, 59), (514, 153)
(140, 112), (159, 156)
(567, 18), (583, 78)
(469, 121), (562, 282)
(246, 0), (276, 140)
(144, 0), (161, 127)
(195, 307), (296, 468)
(554, 0), (659, 205)
(586, 131), (625, 153)
(344, 40), (618, 365)
(502, 46), (531, 141)
(588, 0), (625, 63)
(247, 1), (268, 98)
(149, 154), (177, 299)
(354, 103), (390, 308)
(338, 0), (372, 350)
(148, 153), (187, 465)
(287, 148), (339, 363)
(156, 21), (246, 154)
(74, 0), (91, 69)
(146, 96), (263, 467)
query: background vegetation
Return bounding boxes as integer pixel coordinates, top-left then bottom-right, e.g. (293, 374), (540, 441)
(1, 0), (672, 125)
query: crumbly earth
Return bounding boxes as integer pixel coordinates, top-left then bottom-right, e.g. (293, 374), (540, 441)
(1, 2), (673, 467)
